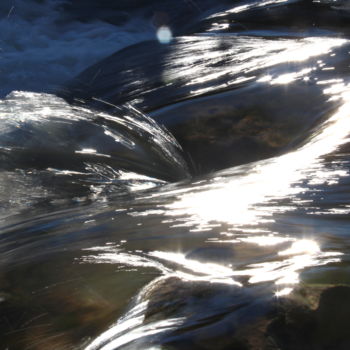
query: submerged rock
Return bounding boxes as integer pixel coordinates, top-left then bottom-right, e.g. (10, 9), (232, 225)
(62, 33), (348, 173)
(131, 278), (350, 350)
(267, 285), (350, 350)
(135, 276), (270, 350)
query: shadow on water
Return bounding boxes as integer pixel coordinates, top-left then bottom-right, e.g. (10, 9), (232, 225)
(3, 0), (350, 349)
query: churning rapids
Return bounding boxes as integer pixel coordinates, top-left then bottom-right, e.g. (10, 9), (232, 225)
(3, 0), (350, 349)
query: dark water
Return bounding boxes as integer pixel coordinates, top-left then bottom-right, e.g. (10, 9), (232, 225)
(2, 0), (350, 349)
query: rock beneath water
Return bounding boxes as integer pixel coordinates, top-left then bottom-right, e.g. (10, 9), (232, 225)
(266, 285), (350, 350)
(314, 286), (350, 348)
(150, 82), (337, 173)
(141, 276), (269, 350)
(134, 278), (350, 349)
(61, 33), (348, 173)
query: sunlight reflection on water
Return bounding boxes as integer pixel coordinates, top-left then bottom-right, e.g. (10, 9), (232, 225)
(85, 298), (184, 350)
(162, 37), (346, 96)
(211, 0), (289, 16)
(82, 38), (350, 298)
(81, 34), (350, 350)
(161, 81), (350, 229)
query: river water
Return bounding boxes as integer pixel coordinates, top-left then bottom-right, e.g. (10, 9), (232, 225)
(1, 0), (350, 349)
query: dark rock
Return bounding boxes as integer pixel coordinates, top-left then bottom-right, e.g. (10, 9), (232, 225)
(141, 277), (272, 350)
(150, 82), (334, 174)
(266, 298), (316, 350)
(140, 280), (350, 350)
(267, 285), (350, 350)
(314, 286), (350, 348)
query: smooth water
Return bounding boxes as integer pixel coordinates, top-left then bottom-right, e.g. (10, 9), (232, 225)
(2, 0), (350, 349)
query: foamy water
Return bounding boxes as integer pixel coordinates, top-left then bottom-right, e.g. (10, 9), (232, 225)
(0, 0), (154, 96)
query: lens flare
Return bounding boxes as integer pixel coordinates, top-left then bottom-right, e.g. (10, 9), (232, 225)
(156, 26), (172, 44)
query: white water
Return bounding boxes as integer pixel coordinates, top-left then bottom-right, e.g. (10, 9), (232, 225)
(0, 0), (154, 96)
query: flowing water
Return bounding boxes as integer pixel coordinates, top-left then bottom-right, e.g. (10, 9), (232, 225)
(2, 0), (350, 349)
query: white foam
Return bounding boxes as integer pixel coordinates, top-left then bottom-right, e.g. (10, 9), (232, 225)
(0, 0), (154, 96)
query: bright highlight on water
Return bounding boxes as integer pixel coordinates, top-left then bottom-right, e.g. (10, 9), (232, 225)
(2, 0), (350, 349)
(156, 26), (173, 44)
